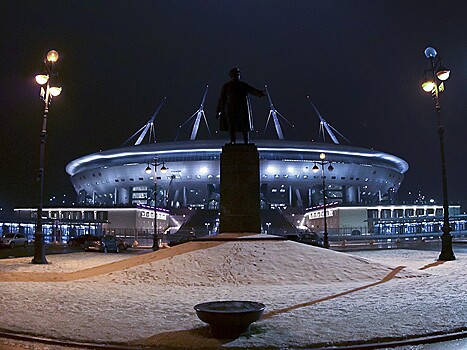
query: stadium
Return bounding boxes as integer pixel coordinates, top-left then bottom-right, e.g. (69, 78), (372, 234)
(66, 90), (408, 214)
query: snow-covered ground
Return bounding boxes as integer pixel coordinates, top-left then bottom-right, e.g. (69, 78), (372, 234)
(0, 237), (465, 349)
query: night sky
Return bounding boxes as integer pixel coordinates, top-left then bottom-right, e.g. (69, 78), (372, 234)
(1, 1), (466, 213)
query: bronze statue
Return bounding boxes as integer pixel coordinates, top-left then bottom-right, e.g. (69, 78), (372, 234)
(216, 68), (265, 144)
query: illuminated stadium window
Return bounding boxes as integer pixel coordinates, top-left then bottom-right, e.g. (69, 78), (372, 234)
(216, 175), (220, 178)
(266, 166), (277, 174)
(196, 175), (201, 179)
(295, 174), (300, 178)
(262, 174), (268, 178)
(283, 174), (289, 178)
(186, 175), (192, 179)
(274, 174), (280, 178)
(365, 178), (369, 182)
(279, 188), (286, 192)
(303, 175), (308, 179)
(207, 175), (213, 179)
(271, 188), (277, 192)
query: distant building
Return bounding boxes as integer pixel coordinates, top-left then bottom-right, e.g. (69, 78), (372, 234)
(9, 206), (170, 245)
(304, 203), (467, 239)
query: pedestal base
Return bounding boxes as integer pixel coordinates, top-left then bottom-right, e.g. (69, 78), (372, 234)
(219, 144), (260, 234)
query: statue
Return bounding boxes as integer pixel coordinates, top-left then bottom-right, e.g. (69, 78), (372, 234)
(216, 68), (265, 144)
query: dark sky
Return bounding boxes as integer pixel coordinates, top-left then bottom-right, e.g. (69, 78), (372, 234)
(1, 0), (466, 213)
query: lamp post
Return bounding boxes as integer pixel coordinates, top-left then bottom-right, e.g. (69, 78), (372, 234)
(145, 158), (167, 251)
(312, 153), (334, 249)
(205, 222), (211, 235)
(32, 50), (62, 264)
(421, 46), (455, 261)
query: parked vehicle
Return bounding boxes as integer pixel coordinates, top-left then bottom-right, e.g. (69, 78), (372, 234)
(83, 235), (130, 253)
(0, 233), (28, 248)
(285, 232), (324, 247)
(68, 234), (98, 247)
(297, 232), (324, 247)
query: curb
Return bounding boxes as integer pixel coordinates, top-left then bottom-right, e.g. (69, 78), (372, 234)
(0, 331), (141, 350)
(316, 328), (467, 349)
(1, 328), (467, 350)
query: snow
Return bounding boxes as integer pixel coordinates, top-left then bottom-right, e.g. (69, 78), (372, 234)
(0, 236), (465, 349)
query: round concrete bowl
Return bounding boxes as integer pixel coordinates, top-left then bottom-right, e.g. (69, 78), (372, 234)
(194, 300), (266, 338)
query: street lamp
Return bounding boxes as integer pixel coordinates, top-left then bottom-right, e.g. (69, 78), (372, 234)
(32, 50), (62, 264)
(145, 158), (167, 251)
(312, 152), (334, 249)
(421, 46), (455, 261)
(266, 222), (271, 234)
(205, 222), (211, 235)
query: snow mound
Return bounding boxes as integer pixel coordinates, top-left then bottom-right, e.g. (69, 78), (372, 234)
(88, 240), (423, 286)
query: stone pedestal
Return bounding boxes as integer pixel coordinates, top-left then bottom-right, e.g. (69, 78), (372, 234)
(219, 144), (261, 233)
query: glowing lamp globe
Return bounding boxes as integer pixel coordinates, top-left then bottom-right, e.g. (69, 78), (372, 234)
(47, 50), (59, 63)
(424, 47), (437, 59)
(422, 81), (435, 93)
(49, 86), (62, 97)
(35, 74), (49, 85)
(436, 67), (450, 81)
